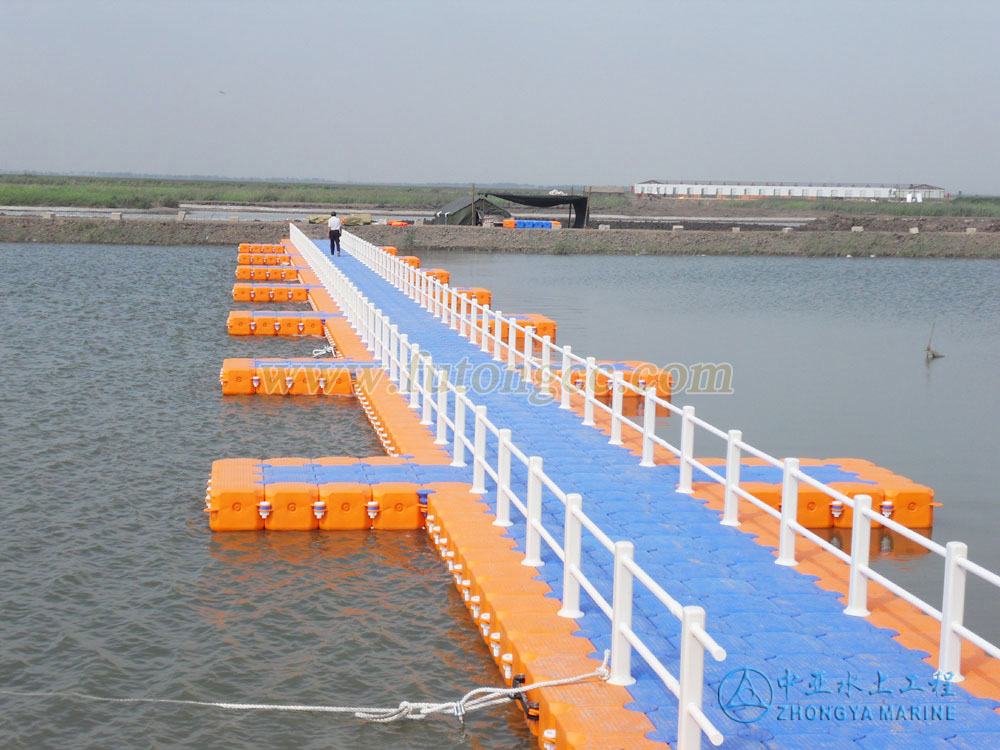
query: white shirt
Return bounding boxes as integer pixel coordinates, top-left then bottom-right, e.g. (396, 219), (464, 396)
(328, 215), (342, 231)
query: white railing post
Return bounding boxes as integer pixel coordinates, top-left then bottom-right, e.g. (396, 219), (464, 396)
(398, 333), (410, 392)
(493, 310), (503, 361)
(523, 456), (544, 567)
(559, 345), (572, 409)
(541, 336), (552, 394)
(610, 371), (624, 445)
(559, 493), (584, 618)
(471, 405), (488, 494)
(451, 386), (467, 467)
(608, 541), (636, 686)
(522, 326), (535, 381)
(460, 295), (469, 337)
(408, 344), (421, 409)
(358, 298), (370, 345)
(677, 405), (695, 493)
(367, 303), (376, 350)
(480, 305), (491, 353)
(494, 429), (513, 527)
(373, 309), (383, 360)
(435, 369), (449, 445)
(677, 606), (707, 750)
(379, 315), (390, 371)
(469, 302), (479, 346)
(421, 355), (434, 425)
(844, 494), (872, 616)
(722, 429), (742, 526)
(432, 280), (442, 318)
(583, 357), (596, 426)
(939, 541), (968, 682)
(776, 458), (799, 566)
(450, 290), (458, 330)
(640, 385), (656, 467)
(388, 324), (399, 382)
(506, 318), (517, 370)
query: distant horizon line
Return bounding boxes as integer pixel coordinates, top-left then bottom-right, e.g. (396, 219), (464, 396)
(1, 170), (995, 196)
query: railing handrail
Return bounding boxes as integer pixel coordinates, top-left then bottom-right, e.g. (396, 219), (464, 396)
(323, 227), (1000, 684)
(289, 225), (727, 749)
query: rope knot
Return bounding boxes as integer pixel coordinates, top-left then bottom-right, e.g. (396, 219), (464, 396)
(596, 649), (612, 681)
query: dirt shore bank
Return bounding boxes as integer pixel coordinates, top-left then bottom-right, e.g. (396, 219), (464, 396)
(352, 225), (999, 258)
(1, 215), (996, 258)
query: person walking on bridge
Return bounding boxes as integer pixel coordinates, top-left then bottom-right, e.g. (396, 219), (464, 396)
(328, 212), (342, 256)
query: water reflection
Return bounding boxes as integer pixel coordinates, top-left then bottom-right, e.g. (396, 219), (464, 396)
(815, 526), (934, 562)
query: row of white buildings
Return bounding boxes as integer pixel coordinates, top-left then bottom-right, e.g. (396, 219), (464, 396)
(632, 180), (946, 201)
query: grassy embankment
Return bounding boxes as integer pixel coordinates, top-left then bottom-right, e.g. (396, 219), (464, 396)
(0, 175), (651, 213)
(0, 174), (472, 209)
(2, 174), (998, 217)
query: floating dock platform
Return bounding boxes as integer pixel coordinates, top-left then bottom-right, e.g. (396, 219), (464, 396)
(205, 228), (1000, 749)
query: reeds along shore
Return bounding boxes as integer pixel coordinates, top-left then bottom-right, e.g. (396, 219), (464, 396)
(0, 215), (997, 258)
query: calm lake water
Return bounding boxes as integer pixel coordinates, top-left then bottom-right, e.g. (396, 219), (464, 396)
(0, 243), (532, 750)
(2, 242), (998, 748)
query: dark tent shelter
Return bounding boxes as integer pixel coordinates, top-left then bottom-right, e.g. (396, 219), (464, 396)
(485, 192), (590, 228)
(429, 196), (511, 226)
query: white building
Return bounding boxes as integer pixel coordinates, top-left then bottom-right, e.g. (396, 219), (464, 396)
(632, 180), (946, 201)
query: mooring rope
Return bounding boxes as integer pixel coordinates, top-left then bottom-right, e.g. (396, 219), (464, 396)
(0, 651), (610, 724)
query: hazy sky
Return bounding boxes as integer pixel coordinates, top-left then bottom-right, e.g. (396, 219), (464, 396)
(4, 0), (999, 193)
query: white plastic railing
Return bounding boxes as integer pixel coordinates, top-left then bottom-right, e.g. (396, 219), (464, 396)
(326, 226), (1000, 686)
(290, 225), (725, 750)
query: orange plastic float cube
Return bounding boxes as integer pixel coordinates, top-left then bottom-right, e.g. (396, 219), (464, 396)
(219, 358), (256, 395)
(232, 283), (254, 301)
(265, 457), (312, 468)
(207, 458), (264, 531)
(251, 312), (278, 335)
(226, 311), (253, 336)
(371, 483), (422, 530)
(454, 287), (492, 306)
(424, 268), (451, 284)
(317, 482), (372, 530)
(256, 362), (291, 394)
(795, 485), (836, 528)
(399, 255), (421, 269)
(514, 313), (557, 342)
(381, 246), (398, 256)
(884, 483), (937, 527)
(298, 315), (325, 336)
(264, 482), (319, 530)
(317, 368), (352, 395)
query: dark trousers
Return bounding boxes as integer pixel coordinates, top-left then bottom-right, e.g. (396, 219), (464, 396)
(329, 229), (341, 255)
